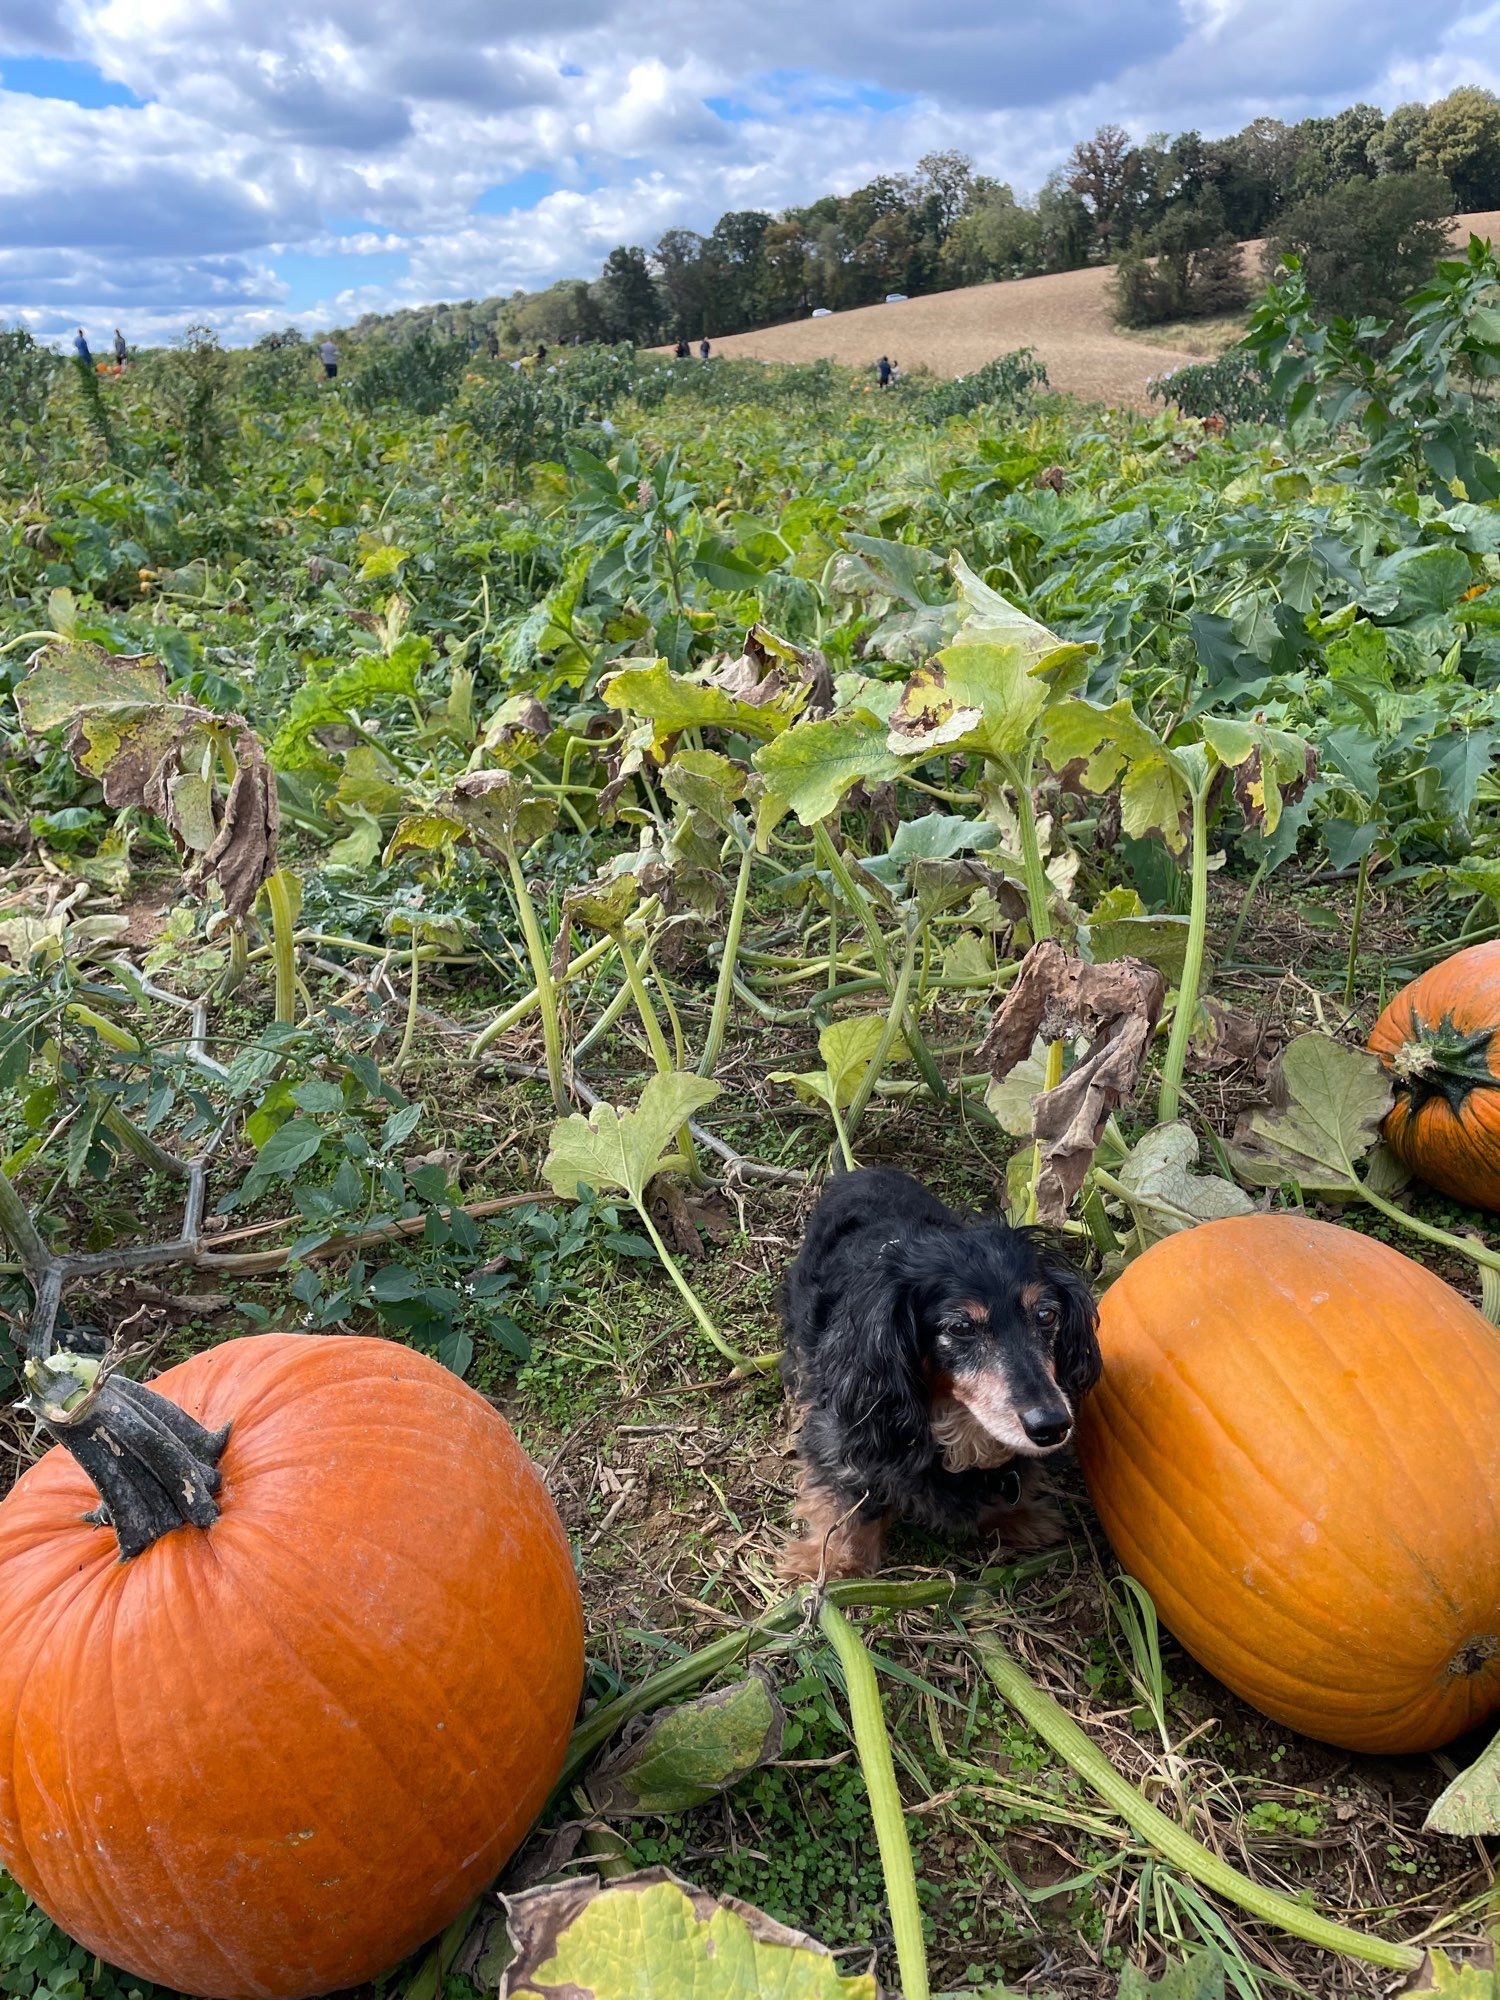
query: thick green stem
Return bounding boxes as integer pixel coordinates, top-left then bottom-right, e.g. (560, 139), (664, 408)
(1001, 751), (1052, 945)
(974, 1636), (1421, 1972)
(504, 849), (568, 1113)
(819, 1602), (930, 2000)
(220, 924), (249, 999)
(812, 821), (949, 1107)
(698, 841), (755, 1078)
(1157, 779), (1210, 1126)
(845, 925), (919, 1142)
(394, 935), (420, 1072)
(828, 1099), (857, 1173)
(468, 932), (616, 1059)
(0, 1165), (49, 1282)
(263, 870), (299, 1026)
(98, 1103), (189, 1179)
(1354, 1177), (1500, 1279)
(558, 1578), (971, 1789)
(636, 1203), (761, 1372)
(1343, 849), (1372, 1011)
(617, 933), (675, 1076)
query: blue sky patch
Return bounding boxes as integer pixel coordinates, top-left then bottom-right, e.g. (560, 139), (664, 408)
(0, 57), (145, 109)
(274, 247), (412, 313)
(473, 169), (563, 215)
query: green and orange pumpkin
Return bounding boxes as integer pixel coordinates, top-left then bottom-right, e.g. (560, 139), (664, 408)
(1078, 1214), (1500, 1755)
(0, 1333), (583, 2000)
(1368, 939), (1500, 1213)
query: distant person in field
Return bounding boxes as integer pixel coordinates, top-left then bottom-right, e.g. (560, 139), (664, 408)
(319, 338), (339, 381)
(876, 354), (891, 388)
(113, 328), (127, 369)
(535, 342), (548, 363)
(698, 337), (711, 360)
(487, 330), (500, 360)
(889, 359), (901, 385)
(73, 328), (91, 364)
(674, 337), (689, 360)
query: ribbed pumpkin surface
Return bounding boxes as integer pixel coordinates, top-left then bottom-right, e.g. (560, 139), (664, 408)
(1369, 938), (1500, 1213)
(1077, 1215), (1500, 1754)
(0, 1333), (583, 2000)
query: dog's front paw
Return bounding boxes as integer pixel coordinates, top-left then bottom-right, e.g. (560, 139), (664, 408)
(981, 1492), (1066, 1551)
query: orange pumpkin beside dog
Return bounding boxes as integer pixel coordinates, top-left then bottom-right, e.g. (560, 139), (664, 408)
(0, 1333), (582, 2000)
(1368, 939), (1500, 1213)
(1078, 1215), (1500, 1754)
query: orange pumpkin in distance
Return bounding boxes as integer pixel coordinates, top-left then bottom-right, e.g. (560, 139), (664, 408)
(1368, 938), (1500, 1212)
(1077, 1215), (1500, 1754)
(0, 1333), (583, 2000)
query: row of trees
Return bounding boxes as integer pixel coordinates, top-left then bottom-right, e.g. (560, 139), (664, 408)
(343, 87), (1500, 349)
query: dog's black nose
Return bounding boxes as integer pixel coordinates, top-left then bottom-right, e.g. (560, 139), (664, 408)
(1021, 1408), (1072, 1449)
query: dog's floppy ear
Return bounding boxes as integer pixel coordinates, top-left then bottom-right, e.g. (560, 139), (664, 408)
(1046, 1254), (1102, 1405)
(821, 1248), (927, 1455)
(1020, 1229), (1102, 1405)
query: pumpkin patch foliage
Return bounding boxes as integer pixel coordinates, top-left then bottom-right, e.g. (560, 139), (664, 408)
(2, 248), (1500, 2000)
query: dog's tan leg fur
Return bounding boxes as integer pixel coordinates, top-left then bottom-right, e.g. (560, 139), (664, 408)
(979, 1485), (1066, 1552)
(777, 1477), (889, 1581)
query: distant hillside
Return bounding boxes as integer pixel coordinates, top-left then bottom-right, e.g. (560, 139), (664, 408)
(689, 211), (1500, 410)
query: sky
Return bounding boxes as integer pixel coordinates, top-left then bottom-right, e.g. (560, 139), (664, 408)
(1, 0), (1498, 347)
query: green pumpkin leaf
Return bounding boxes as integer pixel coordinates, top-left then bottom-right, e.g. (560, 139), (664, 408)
(602, 659), (795, 752)
(772, 1014), (894, 1114)
(587, 1677), (784, 1816)
(496, 1869), (875, 1999)
(384, 811), (465, 867)
(1107, 1122), (1256, 1251)
(950, 551), (1078, 671)
(1227, 1034), (1393, 1197)
(752, 707), (902, 836)
(543, 1073), (721, 1205)
(1118, 1953), (1226, 2000)
(1424, 1729), (1500, 1838)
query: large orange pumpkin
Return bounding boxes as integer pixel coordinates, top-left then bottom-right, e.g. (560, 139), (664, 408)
(1077, 1215), (1500, 1754)
(0, 1333), (583, 2000)
(1368, 938), (1500, 1212)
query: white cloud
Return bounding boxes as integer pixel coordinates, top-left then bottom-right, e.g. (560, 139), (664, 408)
(1, 0), (1497, 343)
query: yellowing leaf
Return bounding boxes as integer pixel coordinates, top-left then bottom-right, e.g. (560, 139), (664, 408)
(602, 659), (796, 753)
(772, 1014), (893, 1114)
(752, 707), (902, 837)
(887, 638), (1076, 763)
(1042, 699), (1192, 852)
(1424, 1728), (1500, 1838)
(498, 1869), (875, 2000)
(543, 1073), (721, 1205)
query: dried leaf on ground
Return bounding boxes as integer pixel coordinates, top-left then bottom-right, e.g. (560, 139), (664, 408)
(979, 941), (1166, 1222)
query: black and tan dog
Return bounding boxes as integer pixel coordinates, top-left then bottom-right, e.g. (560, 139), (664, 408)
(778, 1168), (1101, 1579)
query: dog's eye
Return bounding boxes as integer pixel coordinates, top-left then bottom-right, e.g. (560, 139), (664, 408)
(1034, 1301), (1060, 1330)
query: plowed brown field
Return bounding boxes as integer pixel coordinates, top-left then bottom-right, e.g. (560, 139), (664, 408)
(686, 212), (1500, 410)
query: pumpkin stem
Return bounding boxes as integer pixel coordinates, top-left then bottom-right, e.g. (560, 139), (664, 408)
(25, 1354), (230, 1560)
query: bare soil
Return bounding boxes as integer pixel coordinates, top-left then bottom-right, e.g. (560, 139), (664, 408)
(690, 213), (1500, 412)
